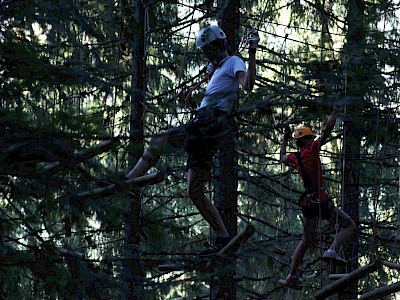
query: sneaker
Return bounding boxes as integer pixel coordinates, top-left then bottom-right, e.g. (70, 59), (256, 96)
(279, 274), (303, 290)
(322, 249), (347, 266)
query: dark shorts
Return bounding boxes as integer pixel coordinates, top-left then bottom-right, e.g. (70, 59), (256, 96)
(184, 109), (234, 172)
(301, 198), (335, 219)
(155, 108), (234, 174)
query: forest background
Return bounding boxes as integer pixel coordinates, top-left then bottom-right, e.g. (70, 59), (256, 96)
(0, 0), (399, 299)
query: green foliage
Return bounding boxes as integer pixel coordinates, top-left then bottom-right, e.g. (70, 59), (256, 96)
(0, 0), (400, 298)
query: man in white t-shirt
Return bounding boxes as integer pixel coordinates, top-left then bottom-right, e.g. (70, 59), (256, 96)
(126, 24), (259, 256)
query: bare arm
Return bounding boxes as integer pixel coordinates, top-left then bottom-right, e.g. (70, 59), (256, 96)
(280, 125), (291, 163)
(238, 50), (256, 91)
(318, 106), (340, 146)
(280, 138), (289, 163)
(237, 27), (258, 92)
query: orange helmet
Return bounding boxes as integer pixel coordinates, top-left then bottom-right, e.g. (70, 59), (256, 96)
(292, 125), (316, 139)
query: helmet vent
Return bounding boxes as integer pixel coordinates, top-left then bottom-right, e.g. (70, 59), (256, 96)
(195, 25), (226, 48)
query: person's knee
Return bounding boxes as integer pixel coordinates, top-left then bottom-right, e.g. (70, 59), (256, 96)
(187, 177), (202, 198)
(340, 217), (356, 232)
(142, 149), (159, 167)
(142, 138), (161, 166)
(149, 135), (164, 152)
(143, 135), (165, 163)
(187, 170), (207, 200)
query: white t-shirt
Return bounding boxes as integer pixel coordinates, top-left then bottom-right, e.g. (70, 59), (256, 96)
(198, 56), (246, 113)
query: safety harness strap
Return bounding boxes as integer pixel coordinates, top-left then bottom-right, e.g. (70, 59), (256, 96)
(295, 151), (313, 190)
(295, 152), (326, 205)
(184, 56), (231, 111)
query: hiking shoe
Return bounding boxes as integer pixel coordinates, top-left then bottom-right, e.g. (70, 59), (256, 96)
(279, 274), (303, 290)
(322, 249), (347, 266)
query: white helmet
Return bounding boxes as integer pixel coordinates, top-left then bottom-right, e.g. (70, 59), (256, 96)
(196, 25), (226, 49)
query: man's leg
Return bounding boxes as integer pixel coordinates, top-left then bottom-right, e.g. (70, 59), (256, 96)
(187, 167), (229, 238)
(126, 128), (184, 179)
(126, 149), (159, 179)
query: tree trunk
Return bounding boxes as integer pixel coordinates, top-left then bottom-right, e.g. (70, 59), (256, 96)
(339, 0), (366, 298)
(122, 0), (146, 298)
(211, 1), (240, 299)
(341, 106), (361, 299)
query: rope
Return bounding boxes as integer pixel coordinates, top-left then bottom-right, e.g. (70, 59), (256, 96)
(184, 66), (217, 112)
(145, 3), (197, 175)
(276, 33), (288, 248)
(391, 82), (400, 258)
(315, 113), (325, 286)
(176, 11), (197, 114)
(370, 104), (381, 260)
(394, 164), (400, 257)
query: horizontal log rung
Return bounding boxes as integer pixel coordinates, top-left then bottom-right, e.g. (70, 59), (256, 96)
(360, 281), (400, 300)
(73, 172), (164, 200)
(383, 260), (400, 271)
(328, 274), (348, 280)
(158, 264), (184, 272)
(314, 260), (381, 300)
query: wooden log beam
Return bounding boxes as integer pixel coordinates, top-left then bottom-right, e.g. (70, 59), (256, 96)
(204, 225), (255, 270)
(158, 264), (184, 272)
(274, 246), (287, 256)
(157, 257), (197, 272)
(314, 260), (381, 300)
(74, 140), (116, 162)
(71, 172), (164, 200)
(40, 139), (117, 176)
(213, 275), (243, 282)
(328, 274), (348, 280)
(359, 281), (400, 300)
(383, 260), (400, 271)
(125, 172), (165, 187)
(58, 248), (85, 259)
